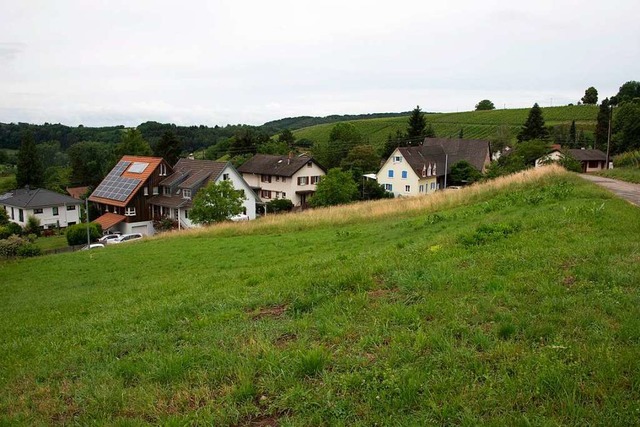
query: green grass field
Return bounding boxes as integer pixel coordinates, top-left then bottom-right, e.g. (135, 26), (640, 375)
(33, 234), (69, 251)
(0, 174), (16, 194)
(1, 167), (639, 425)
(293, 105), (598, 150)
(596, 167), (640, 184)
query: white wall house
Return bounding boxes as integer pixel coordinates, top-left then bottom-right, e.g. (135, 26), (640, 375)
(2, 187), (82, 229)
(149, 159), (259, 228)
(238, 154), (327, 208)
(377, 148), (440, 197)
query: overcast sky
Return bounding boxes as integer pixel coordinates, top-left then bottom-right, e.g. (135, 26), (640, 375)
(1, 0), (639, 127)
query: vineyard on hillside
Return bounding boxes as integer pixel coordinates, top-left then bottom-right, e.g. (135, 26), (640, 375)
(293, 105), (598, 149)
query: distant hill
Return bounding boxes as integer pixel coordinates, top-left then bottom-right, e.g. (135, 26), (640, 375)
(262, 112), (412, 131)
(292, 105), (599, 149)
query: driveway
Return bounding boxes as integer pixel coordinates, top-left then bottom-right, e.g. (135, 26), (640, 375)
(579, 174), (640, 206)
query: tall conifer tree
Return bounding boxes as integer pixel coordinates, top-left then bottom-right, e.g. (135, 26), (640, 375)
(16, 131), (44, 188)
(517, 103), (549, 142)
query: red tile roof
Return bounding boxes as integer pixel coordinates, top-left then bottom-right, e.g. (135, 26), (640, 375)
(93, 213), (126, 230)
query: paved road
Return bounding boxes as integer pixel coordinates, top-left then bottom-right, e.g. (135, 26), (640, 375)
(580, 174), (640, 206)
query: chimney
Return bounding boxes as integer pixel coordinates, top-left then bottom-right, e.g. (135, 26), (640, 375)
(288, 151), (293, 165)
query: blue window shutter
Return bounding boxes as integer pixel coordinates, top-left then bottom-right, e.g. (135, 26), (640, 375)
(388, 170), (394, 178)
(402, 171), (408, 179)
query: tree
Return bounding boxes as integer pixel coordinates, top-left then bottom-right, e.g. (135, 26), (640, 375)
(325, 123), (363, 169)
(458, 128), (464, 139)
(569, 120), (577, 147)
(340, 145), (380, 176)
(309, 168), (358, 207)
(425, 123), (436, 138)
(475, 99), (495, 111)
(23, 215), (41, 237)
(595, 98), (610, 150)
(154, 131), (182, 166)
(0, 208), (9, 226)
(449, 161), (482, 185)
(517, 103), (550, 142)
(66, 223), (102, 246)
(406, 105), (427, 140)
(190, 180), (245, 225)
(67, 141), (115, 186)
(277, 129), (295, 147)
(382, 130), (405, 159)
(581, 87), (598, 105)
(266, 198), (294, 213)
(357, 179), (393, 201)
(612, 81), (640, 105)
(16, 131), (44, 188)
(116, 129), (153, 157)
(611, 99), (640, 154)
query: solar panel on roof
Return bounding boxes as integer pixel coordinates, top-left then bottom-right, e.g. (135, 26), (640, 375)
(92, 160), (141, 202)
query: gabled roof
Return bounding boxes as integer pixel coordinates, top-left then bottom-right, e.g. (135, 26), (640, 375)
(422, 138), (491, 172)
(397, 146), (446, 178)
(237, 154), (326, 177)
(66, 186), (90, 199)
(567, 149), (606, 162)
(89, 156), (167, 207)
(171, 158), (228, 189)
(2, 187), (82, 209)
(93, 212), (126, 230)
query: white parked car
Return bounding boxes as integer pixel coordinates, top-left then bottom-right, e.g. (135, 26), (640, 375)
(99, 233), (122, 244)
(110, 233), (143, 244)
(229, 213), (250, 222)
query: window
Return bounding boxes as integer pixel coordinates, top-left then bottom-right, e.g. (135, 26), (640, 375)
(11, 207), (14, 220)
(67, 205), (76, 211)
(261, 175), (272, 183)
(419, 185), (424, 193)
(275, 191), (281, 199)
(282, 192), (286, 198)
(153, 186), (159, 195)
(310, 175), (321, 184)
(125, 207), (136, 216)
(276, 176), (280, 182)
(163, 186), (171, 195)
(144, 187), (149, 196)
(401, 171), (408, 179)
(261, 190), (272, 199)
(34, 208), (43, 214)
(185, 210), (189, 219)
(393, 156), (402, 163)
(307, 161), (313, 168)
(183, 189), (191, 199)
(430, 182), (436, 190)
(282, 177), (286, 183)
(223, 173), (230, 181)
(388, 170), (394, 178)
(297, 176), (309, 186)
(159, 163), (167, 176)
(384, 184), (392, 191)
(405, 185), (411, 192)
(52, 207), (58, 216)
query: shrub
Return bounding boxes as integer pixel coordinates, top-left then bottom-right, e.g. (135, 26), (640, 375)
(0, 235), (28, 258)
(66, 223), (102, 246)
(266, 198), (294, 214)
(613, 150), (640, 168)
(23, 215), (41, 237)
(153, 217), (178, 232)
(0, 222), (23, 239)
(17, 243), (42, 258)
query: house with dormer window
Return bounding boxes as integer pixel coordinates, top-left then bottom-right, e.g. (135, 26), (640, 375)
(148, 158), (259, 228)
(89, 155), (173, 235)
(378, 138), (490, 197)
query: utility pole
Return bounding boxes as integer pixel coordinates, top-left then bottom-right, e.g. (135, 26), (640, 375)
(605, 104), (613, 169)
(443, 154), (448, 189)
(85, 198), (91, 248)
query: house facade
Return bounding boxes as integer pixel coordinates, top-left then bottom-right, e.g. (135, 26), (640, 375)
(89, 155), (173, 235)
(1, 187), (82, 229)
(148, 159), (259, 228)
(237, 154), (327, 208)
(377, 138), (491, 197)
(536, 148), (607, 172)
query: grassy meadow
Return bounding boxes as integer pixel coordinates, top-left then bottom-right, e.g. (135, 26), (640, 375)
(1, 166), (639, 425)
(293, 105), (598, 149)
(596, 167), (640, 184)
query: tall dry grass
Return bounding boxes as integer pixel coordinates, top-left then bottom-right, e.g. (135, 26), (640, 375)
(158, 165), (567, 239)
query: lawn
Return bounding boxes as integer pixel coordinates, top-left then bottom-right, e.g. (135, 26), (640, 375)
(1, 166), (639, 425)
(0, 174), (16, 193)
(33, 234), (69, 251)
(596, 167), (640, 184)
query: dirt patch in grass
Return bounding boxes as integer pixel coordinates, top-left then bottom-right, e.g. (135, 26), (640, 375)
(250, 304), (287, 320)
(273, 332), (297, 348)
(235, 410), (290, 427)
(562, 276), (576, 287)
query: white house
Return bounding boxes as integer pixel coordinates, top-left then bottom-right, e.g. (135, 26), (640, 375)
(2, 187), (82, 229)
(536, 148), (607, 172)
(148, 158), (259, 228)
(377, 138), (491, 197)
(237, 154), (327, 208)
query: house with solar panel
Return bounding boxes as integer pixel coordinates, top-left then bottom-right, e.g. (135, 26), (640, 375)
(89, 156), (173, 235)
(148, 158), (259, 228)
